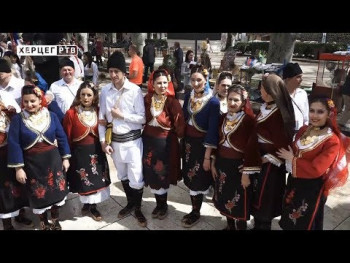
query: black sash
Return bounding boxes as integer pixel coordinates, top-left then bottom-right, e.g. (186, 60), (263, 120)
(112, 129), (141, 143)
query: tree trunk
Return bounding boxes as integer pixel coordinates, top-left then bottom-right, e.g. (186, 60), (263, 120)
(77, 33), (88, 52)
(225, 33), (232, 51)
(130, 33), (147, 56)
(266, 33), (297, 64)
(220, 33), (227, 51)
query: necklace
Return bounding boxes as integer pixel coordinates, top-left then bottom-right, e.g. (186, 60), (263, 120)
(299, 126), (326, 146)
(28, 111), (44, 126)
(190, 97), (203, 112)
(152, 95), (166, 111)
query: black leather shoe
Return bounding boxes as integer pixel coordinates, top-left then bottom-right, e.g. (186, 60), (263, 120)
(134, 208), (147, 227)
(118, 203), (135, 219)
(15, 215), (34, 227)
(90, 204), (102, 221)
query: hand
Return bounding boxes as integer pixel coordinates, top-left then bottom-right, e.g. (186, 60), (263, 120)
(111, 107), (124, 120)
(16, 168), (27, 184)
(62, 159), (70, 172)
(241, 173), (251, 189)
(261, 156), (269, 164)
(203, 159), (211, 172)
(7, 105), (16, 112)
(101, 142), (114, 155)
(277, 145), (294, 163)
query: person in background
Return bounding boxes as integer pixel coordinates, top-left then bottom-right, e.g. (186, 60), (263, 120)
(95, 37), (104, 67)
(69, 55), (85, 81)
(251, 74), (295, 230)
(0, 91), (33, 230)
(0, 58), (25, 105)
(213, 71), (233, 115)
(181, 64), (219, 228)
(181, 50), (196, 95)
(63, 81), (111, 222)
(142, 69), (185, 220)
(173, 42), (183, 91)
(48, 57), (83, 114)
(338, 70), (350, 129)
(128, 45), (144, 89)
(142, 39), (156, 83)
(7, 85), (71, 230)
(98, 51), (147, 227)
(211, 85), (261, 230)
(206, 38), (213, 53)
(277, 96), (350, 230)
(282, 63), (309, 133)
(82, 52), (99, 86)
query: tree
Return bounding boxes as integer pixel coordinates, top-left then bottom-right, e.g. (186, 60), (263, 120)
(266, 33), (297, 64)
(130, 33), (147, 56)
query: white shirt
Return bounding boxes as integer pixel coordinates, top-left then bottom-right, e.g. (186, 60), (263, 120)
(290, 88), (309, 131)
(98, 78), (145, 141)
(49, 78), (83, 114)
(84, 62), (99, 85)
(69, 56), (85, 80)
(0, 75), (25, 105)
(0, 90), (21, 113)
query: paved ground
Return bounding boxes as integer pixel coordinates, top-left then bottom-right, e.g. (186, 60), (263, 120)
(2, 40), (350, 230)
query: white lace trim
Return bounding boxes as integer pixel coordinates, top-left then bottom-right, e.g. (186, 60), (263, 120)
(264, 154), (282, 167)
(150, 187), (168, 195)
(190, 188), (210, 196)
(79, 187), (110, 204)
(32, 196), (67, 214)
(0, 209), (20, 219)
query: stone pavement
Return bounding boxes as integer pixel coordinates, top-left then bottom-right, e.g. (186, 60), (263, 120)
(2, 40), (350, 230)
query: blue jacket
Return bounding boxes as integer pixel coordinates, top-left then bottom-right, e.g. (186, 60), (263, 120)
(183, 93), (220, 148)
(7, 110), (71, 167)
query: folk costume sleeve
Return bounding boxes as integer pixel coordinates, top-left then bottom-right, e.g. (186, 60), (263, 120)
(292, 135), (340, 179)
(53, 112), (71, 159)
(169, 97), (185, 139)
(62, 108), (74, 146)
(204, 98), (220, 148)
(7, 114), (24, 167)
(242, 116), (261, 174)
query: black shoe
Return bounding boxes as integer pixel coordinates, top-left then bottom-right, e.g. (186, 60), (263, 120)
(181, 211), (200, 228)
(40, 220), (51, 230)
(157, 204), (168, 220)
(14, 215), (34, 227)
(81, 204), (91, 215)
(50, 219), (62, 230)
(151, 206), (161, 219)
(118, 203), (135, 219)
(90, 204), (102, 221)
(134, 208), (147, 227)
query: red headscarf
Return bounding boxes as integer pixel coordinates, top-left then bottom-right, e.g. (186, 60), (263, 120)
(322, 98), (349, 196)
(147, 69), (175, 97)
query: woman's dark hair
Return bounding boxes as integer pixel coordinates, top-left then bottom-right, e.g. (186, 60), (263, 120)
(152, 69), (169, 83)
(185, 50), (194, 63)
(83, 52), (93, 67)
(190, 64), (209, 78)
(217, 71), (233, 84)
(71, 81), (99, 108)
(262, 74), (295, 141)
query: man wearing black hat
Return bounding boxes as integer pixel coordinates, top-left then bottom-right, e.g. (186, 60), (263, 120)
(0, 58), (25, 105)
(48, 57), (83, 114)
(98, 51), (147, 227)
(283, 62), (309, 132)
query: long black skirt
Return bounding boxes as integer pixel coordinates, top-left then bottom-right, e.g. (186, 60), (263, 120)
(67, 143), (110, 195)
(143, 134), (171, 190)
(251, 162), (286, 221)
(0, 146), (28, 214)
(213, 157), (251, 220)
(24, 146), (69, 209)
(182, 136), (213, 192)
(279, 175), (324, 230)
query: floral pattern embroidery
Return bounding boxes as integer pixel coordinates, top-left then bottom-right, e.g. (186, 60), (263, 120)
(47, 168), (54, 188)
(224, 191), (240, 213)
(76, 168), (94, 186)
(30, 178), (47, 199)
(144, 150), (153, 167)
(218, 170), (227, 193)
(154, 159), (166, 181)
(187, 161), (200, 182)
(289, 199), (308, 225)
(56, 171), (66, 191)
(3, 180), (21, 198)
(185, 143), (191, 163)
(90, 154), (99, 175)
(285, 189), (296, 205)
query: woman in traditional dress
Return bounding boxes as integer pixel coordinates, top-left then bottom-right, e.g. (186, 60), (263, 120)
(63, 81), (111, 222)
(211, 85), (261, 230)
(0, 91), (33, 230)
(277, 96), (350, 230)
(213, 71), (233, 115)
(142, 69), (185, 220)
(181, 64), (220, 228)
(251, 74), (295, 230)
(7, 85), (71, 230)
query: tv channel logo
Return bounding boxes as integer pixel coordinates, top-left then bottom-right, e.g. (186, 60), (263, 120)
(17, 45), (78, 56)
